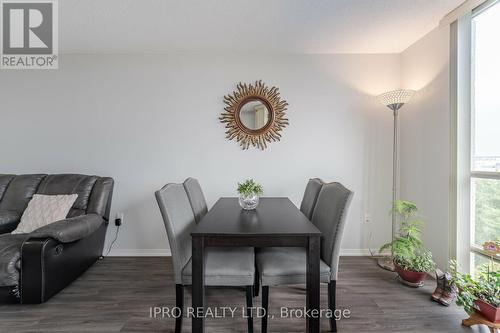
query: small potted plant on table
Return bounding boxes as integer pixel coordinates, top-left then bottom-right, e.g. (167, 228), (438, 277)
(237, 179), (263, 210)
(380, 200), (435, 287)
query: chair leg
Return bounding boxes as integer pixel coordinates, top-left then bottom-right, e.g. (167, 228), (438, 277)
(246, 286), (254, 333)
(254, 248), (260, 297)
(254, 274), (260, 297)
(262, 286), (269, 333)
(175, 284), (183, 333)
(328, 281), (337, 332)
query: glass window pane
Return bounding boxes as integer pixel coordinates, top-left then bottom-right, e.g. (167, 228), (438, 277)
(471, 252), (499, 278)
(471, 3), (500, 171)
(471, 178), (500, 246)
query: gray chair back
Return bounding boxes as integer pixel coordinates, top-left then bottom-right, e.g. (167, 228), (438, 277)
(311, 182), (353, 281)
(155, 183), (197, 284)
(183, 178), (208, 223)
(299, 178), (323, 220)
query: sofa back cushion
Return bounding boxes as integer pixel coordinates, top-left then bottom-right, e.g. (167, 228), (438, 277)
(0, 175), (15, 202)
(36, 174), (98, 218)
(0, 174), (46, 213)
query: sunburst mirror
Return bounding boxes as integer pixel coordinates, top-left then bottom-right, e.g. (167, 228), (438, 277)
(220, 80), (289, 150)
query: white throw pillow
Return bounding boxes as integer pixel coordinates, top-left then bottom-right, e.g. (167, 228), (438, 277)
(12, 194), (78, 234)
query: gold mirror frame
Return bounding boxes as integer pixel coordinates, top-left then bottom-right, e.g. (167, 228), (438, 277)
(220, 80), (289, 150)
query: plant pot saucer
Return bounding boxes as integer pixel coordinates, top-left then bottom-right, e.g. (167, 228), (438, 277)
(377, 257), (395, 271)
(397, 275), (424, 288)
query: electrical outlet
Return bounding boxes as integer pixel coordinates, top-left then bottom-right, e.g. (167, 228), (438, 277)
(115, 212), (124, 226)
(364, 213), (372, 223)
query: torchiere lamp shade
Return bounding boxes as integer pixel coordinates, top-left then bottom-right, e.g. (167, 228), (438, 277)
(378, 89), (415, 111)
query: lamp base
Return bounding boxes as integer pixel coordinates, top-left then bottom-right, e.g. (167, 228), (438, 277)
(377, 257), (395, 271)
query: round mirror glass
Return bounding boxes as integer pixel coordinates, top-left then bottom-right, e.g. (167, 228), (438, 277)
(238, 100), (270, 130)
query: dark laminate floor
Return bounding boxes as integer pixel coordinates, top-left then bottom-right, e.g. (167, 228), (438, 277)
(0, 257), (487, 333)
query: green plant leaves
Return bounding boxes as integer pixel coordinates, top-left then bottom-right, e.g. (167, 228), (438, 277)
(237, 179), (263, 197)
(379, 200), (435, 272)
(450, 260), (500, 313)
(392, 200), (418, 219)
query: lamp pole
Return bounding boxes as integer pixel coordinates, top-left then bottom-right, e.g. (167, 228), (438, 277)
(391, 107), (398, 259)
(376, 90), (414, 271)
(378, 105), (400, 271)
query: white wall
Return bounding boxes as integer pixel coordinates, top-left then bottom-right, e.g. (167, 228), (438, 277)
(400, 26), (451, 269)
(0, 54), (400, 256)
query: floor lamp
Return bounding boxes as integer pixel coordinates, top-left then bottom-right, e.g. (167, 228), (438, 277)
(376, 89), (415, 271)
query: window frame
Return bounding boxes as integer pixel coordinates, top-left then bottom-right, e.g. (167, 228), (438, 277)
(468, 0), (500, 270)
(451, 0), (500, 274)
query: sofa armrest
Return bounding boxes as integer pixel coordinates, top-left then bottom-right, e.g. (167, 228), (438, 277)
(30, 214), (104, 243)
(21, 222), (107, 303)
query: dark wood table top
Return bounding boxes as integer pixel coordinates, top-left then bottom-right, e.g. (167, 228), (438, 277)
(192, 197), (321, 237)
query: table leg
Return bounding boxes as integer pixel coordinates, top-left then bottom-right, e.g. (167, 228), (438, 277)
(192, 236), (205, 333)
(306, 235), (320, 333)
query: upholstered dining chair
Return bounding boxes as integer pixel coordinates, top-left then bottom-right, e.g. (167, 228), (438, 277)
(256, 182), (353, 333)
(155, 179), (256, 333)
(253, 178), (324, 298)
(183, 177), (208, 223)
(299, 178), (324, 220)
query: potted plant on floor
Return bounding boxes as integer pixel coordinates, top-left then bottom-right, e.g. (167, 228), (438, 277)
(237, 179), (263, 210)
(451, 261), (500, 323)
(380, 200), (435, 286)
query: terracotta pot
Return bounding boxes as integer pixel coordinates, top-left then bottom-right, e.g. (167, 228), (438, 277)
(394, 263), (427, 284)
(474, 299), (500, 323)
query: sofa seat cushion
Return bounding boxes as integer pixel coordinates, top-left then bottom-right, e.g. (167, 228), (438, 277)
(0, 234), (29, 287)
(182, 247), (255, 286)
(256, 247), (331, 286)
(0, 211), (21, 234)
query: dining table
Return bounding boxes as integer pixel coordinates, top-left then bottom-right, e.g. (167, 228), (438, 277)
(191, 197), (322, 333)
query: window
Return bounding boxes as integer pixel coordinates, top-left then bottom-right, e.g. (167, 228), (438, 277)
(469, 1), (500, 274)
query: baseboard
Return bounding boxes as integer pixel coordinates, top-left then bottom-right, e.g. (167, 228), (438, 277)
(107, 249), (172, 256)
(340, 249), (378, 256)
(107, 248), (375, 257)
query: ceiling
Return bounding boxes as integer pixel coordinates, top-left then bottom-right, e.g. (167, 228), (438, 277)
(60, 0), (464, 54)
